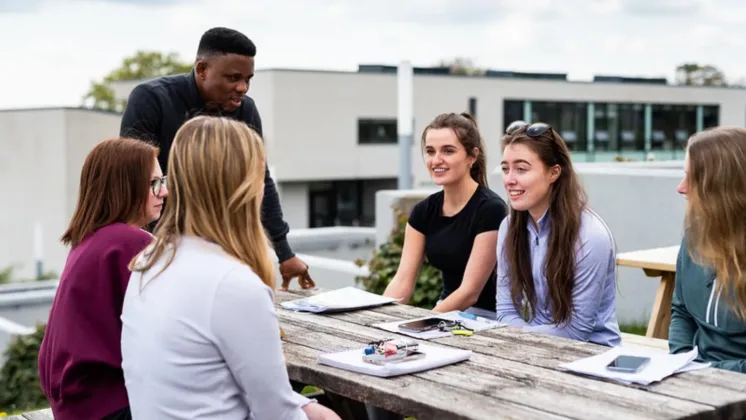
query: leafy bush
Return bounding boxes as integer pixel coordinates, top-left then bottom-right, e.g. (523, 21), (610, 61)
(0, 265), (58, 284)
(0, 324), (48, 413)
(355, 207), (443, 309)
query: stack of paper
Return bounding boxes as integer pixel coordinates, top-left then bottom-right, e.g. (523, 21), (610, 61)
(317, 343), (472, 377)
(559, 346), (711, 385)
(280, 287), (398, 313)
(372, 311), (505, 340)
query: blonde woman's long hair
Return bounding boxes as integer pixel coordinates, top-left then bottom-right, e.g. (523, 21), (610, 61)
(685, 126), (746, 320)
(130, 115), (275, 290)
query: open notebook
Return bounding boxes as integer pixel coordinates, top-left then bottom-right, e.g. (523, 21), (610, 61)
(559, 346), (710, 385)
(318, 343), (472, 378)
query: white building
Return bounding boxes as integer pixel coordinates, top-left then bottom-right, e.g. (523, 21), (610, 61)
(2, 65), (745, 278)
(0, 107), (122, 280)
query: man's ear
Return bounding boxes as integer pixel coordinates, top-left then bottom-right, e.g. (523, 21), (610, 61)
(195, 60), (208, 79)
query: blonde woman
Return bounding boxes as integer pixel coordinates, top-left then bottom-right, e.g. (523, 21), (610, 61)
(120, 116), (340, 420)
(670, 126), (746, 373)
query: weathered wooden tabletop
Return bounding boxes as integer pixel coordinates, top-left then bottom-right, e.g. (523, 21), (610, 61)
(617, 245), (679, 273)
(277, 288), (746, 420)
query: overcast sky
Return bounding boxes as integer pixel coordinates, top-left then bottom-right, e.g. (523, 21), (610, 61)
(0, 0), (743, 109)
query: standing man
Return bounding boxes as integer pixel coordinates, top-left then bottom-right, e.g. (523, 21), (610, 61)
(120, 27), (313, 290)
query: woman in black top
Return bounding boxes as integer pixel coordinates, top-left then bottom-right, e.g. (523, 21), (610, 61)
(383, 112), (508, 317)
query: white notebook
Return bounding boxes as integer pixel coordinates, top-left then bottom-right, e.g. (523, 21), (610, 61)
(317, 343), (472, 378)
(280, 287), (398, 313)
(559, 346), (710, 385)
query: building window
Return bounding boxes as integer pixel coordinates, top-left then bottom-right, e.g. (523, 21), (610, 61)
(530, 101), (588, 151)
(308, 180), (366, 228)
(702, 105), (719, 130)
(503, 100), (524, 131)
(651, 105), (697, 151)
(358, 118), (397, 144)
(593, 103), (645, 152)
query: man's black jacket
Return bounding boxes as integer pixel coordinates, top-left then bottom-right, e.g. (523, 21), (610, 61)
(119, 70), (294, 263)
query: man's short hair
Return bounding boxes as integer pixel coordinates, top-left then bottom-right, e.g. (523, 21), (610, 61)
(196, 27), (256, 59)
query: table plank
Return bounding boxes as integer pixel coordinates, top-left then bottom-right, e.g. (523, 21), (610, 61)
(282, 322), (571, 420)
(277, 289), (746, 419)
(616, 246), (679, 272)
(278, 293), (727, 420)
(358, 296), (746, 413)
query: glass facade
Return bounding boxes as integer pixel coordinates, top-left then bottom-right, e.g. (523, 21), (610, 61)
(503, 100), (720, 161)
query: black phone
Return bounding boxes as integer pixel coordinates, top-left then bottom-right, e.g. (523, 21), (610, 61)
(606, 355), (651, 373)
(397, 317), (454, 333)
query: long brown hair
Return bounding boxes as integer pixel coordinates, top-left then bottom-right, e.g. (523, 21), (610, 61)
(685, 126), (746, 320)
(501, 124), (587, 325)
(130, 116), (275, 290)
(61, 138), (157, 247)
(421, 112), (489, 187)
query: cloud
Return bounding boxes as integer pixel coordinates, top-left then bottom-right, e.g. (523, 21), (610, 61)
(2, 0), (746, 110)
(94, 0), (198, 4)
(618, 0), (705, 16)
(0, 0), (39, 13)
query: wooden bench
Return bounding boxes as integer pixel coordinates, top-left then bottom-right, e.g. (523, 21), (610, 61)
(621, 332), (669, 352)
(616, 245), (679, 340)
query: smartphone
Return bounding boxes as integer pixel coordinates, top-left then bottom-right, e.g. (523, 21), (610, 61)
(397, 317), (454, 333)
(606, 355), (651, 373)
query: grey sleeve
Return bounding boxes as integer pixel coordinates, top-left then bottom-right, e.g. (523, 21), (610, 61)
(210, 267), (310, 420)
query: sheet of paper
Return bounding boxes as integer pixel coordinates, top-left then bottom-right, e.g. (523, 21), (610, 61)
(371, 311), (506, 340)
(280, 287), (398, 313)
(317, 343), (472, 377)
(559, 346), (707, 385)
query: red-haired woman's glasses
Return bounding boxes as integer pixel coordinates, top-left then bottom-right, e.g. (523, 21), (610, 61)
(151, 176), (167, 196)
(506, 120), (552, 137)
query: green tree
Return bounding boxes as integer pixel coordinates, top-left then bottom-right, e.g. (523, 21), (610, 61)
(675, 63), (727, 86)
(82, 50), (193, 112)
(437, 57), (486, 76)
(0, 324), (47, 413)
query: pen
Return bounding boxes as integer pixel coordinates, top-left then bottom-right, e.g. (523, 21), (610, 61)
(458, 311), (477, 321)
(458, 311), (499, 325)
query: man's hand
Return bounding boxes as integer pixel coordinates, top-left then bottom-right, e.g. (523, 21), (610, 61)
(279, 256), (315, 291)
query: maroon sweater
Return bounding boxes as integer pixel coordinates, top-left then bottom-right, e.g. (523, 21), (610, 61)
(38, 223), (152, 420)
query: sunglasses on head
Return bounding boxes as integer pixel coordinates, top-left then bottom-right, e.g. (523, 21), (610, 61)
(505, 120), (553, 137)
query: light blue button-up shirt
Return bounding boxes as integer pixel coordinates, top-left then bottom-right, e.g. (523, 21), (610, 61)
(495, 208), (622, 347)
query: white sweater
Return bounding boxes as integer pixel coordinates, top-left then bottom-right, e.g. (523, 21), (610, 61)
(121, 236), (310, 420)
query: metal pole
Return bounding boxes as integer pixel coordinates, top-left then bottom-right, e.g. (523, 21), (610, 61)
(33, 222), (43, 279)
(397, 60), (413, 190)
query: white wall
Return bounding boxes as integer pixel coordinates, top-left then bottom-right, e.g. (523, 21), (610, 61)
(279, 181), (309, 229)
(108, 68), (746, 186)
(253, 69), (746, 186)
(0, 108), (121, 280)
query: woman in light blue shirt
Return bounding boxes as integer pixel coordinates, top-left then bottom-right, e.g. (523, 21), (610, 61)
(495, 120), (621, 347)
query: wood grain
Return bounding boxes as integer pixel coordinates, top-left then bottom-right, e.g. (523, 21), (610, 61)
(616, 246), (679, 273)
(277, 288), (746, 420)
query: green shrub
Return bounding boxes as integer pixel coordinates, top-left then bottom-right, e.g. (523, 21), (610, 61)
(355, 208), (442, 309)
(0, 323), (48, 413)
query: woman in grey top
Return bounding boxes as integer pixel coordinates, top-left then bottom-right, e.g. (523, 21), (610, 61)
(496, 120), (621, 347)
(120, 116), (340, 420)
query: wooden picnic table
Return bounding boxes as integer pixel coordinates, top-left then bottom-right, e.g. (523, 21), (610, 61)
(616, 245), (680, 340)
(276, 288), (746, 420)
